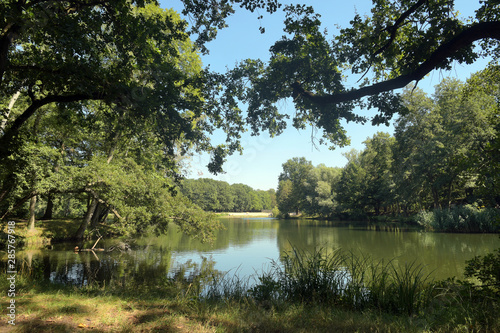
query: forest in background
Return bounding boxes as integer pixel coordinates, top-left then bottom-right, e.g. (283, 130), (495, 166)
(273, 76), (499, 231)
(181, 178), (276, 213)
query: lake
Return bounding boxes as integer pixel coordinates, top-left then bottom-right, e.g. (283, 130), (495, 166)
(6, 218), (500, 287)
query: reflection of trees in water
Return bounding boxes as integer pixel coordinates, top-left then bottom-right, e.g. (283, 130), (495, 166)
(275, 220), (499, 280)
(3, 246), (174, 288)
(1, 219), (497, 286)
(151, 218), (280, 252)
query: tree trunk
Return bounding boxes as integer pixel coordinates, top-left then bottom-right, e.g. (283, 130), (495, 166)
(374, 202), (381, 215)
(90, 202), (103, 228)
(0, 91), (21, 134)
(74, 196), (98, 240)
(446, 181), (453, 209)
(42, 193), (54, 220)
(27, 195), (37, 231)
(432, 188), (441, 209)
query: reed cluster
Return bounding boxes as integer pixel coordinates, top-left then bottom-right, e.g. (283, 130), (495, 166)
(414, 205), (500, 232)
(201, 248), (435, 315)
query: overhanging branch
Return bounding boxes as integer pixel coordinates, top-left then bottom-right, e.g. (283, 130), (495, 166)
(0, 91), (108, 160)
(9, 92), (107, 134)
(293, 21), (500, 106)
(374, 0), (428, 57)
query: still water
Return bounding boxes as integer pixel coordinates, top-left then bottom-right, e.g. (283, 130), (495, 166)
(7, 218), (500, 286)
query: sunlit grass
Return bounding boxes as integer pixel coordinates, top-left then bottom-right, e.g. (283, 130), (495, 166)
(2, 290), (424, 332)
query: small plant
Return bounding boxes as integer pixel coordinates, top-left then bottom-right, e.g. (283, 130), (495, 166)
(271, 206), (280, 218)
(464, 248), (500, 295)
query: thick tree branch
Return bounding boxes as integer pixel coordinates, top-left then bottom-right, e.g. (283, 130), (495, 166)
(7, 92), (106, 135)
(0, 92), (107, 160)
(293, 21), (500, 106)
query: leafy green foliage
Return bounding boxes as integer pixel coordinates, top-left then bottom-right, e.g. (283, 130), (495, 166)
(394, 75), (499, 209)
(419, 205), (489, 231)
(275, 71), (499, 219)
(208, 0), (500, 150)
(465, 248), (500, 294)
(248, 247), (435, 315)
(277, 157), (315, 215)
(0, 0), (268, 177)
(180, 178), (274, 212)
(276, 179), (294, 217)
(335, 133), (396, 218)
(1, 2), (255, 240)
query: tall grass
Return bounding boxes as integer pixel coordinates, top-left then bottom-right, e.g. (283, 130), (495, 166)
(415, 205), (500, 232)
(243, 247), (436, 315)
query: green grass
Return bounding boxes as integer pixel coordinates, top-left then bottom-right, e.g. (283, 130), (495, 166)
(0, 283), (426, 332)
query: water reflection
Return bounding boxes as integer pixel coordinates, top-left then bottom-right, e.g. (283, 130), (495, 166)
(2, 218), (499, 287)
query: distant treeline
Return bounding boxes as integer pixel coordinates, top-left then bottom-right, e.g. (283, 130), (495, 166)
(180, 178), (276, 212)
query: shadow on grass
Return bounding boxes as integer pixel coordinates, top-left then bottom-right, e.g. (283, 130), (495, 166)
(7, 295), (206, 333)
(6, 318), (78, 333)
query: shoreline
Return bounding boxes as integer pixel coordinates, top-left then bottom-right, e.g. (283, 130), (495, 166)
(216, 212), (273, 218)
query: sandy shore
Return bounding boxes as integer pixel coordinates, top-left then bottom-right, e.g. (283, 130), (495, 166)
(217, 212), (273, 218)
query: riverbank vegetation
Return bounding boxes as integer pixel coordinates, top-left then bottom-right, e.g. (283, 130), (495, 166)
(2, 246), (499, 332)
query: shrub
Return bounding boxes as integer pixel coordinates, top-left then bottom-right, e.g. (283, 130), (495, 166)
(271, 206), (281, 218)
(465, 248), (500, 295)
(414, 210), (434, 230)
(414, 206), (500, 232)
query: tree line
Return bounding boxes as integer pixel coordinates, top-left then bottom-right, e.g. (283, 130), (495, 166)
(276, 74), (499, 223)
(180, 178), (276, 213)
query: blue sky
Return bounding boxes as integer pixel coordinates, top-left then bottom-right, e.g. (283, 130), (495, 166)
(161, 0), (489, 191)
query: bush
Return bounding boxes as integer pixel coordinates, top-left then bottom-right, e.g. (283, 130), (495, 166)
(414, 210), (434, 229)
(414, 206), (500, 232)
(465, 248), (500, 295)
(271, 206), (281, 218)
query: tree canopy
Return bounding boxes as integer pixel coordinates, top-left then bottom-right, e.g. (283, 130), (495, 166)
(180, 178), (275, 212)
(224, 0), (500, 147)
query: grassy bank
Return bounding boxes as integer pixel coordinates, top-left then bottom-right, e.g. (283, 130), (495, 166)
(1, 247), (499, 332)
(0, 287), (426, 332)
(0, 219), (76, 248)
(0, 218), (121, 248)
